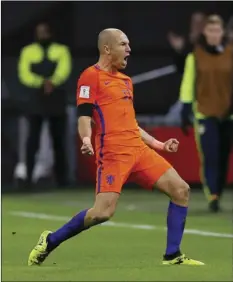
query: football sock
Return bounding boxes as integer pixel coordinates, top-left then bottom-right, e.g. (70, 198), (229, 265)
(165, 201), (188, 259)
(47, 209), (98, 252)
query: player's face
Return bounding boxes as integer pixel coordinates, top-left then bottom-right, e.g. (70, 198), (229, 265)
(110, 33), (131, 70)
(203, 23), (224, 46)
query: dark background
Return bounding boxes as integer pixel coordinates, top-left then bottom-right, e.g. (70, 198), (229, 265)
(2, 1), (233, 114)
(2, 1), (233, 188)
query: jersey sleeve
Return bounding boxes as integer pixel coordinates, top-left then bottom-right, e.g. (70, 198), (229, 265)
(76, 69), (98, 106)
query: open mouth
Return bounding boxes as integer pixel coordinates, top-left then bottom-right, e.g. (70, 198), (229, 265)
(124, 55), (130, 63)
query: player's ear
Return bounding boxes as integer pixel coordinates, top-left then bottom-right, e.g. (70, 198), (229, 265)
(104, 44), (110, 54)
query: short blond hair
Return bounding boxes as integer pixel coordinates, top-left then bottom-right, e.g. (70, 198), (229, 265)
(206, 15), (224, 27)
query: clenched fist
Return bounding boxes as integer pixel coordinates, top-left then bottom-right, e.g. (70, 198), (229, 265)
(81, 137), (94, 156)
(163, 138), (179, 153)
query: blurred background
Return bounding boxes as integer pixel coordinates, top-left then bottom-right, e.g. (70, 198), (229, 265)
(2, 1), (233, 192)
(2, 3), (233, 280)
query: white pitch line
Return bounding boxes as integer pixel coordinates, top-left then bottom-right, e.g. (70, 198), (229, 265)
(9, 211), (233, 239)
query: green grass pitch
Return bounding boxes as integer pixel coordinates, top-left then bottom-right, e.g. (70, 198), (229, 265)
(2, 188), (233, 281)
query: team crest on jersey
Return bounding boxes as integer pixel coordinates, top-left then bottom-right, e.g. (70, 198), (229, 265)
(106, 175), (115, 185)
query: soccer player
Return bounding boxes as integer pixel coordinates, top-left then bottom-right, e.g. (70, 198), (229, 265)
(28, 29), (204, 266)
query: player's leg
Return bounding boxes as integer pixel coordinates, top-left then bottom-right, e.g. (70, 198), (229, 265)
(218, 119), (233, 197)
(156, 169), (204, 265)
(193, 117), (220, 211)
(132, 147), (204, 265)
(47, 191), (120, 250)
(28, 156), (131, 266)
(28, 191), (120, 266)
(47, 156), (128, 249)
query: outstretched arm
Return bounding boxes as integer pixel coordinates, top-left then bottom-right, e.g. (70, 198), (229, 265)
(138, 127), (164, 150)
(138, 126), (179, 153)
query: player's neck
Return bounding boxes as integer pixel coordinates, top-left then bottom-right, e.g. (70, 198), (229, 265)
(96, 57), (118, 74)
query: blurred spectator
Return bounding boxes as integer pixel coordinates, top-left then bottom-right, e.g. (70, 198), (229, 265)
(226, 16), (233, 43)
(179, 15), (233, 212)
(18, 22), (72, 188)
(66, 105), (78, 185)
(14, 118), (54, 184)
(168, 12), (206, 74)
(2, 79), (19, 185)
(2, 79), (10, 100)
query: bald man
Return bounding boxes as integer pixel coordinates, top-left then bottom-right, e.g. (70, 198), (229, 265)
(28, 29), (204, 266)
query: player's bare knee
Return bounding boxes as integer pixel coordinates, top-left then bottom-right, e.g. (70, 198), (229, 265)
(183, 182), (190, 199)
(173, 181), (190, 203)
(91, 192), (119, 222)
(92, 208), (115, 223)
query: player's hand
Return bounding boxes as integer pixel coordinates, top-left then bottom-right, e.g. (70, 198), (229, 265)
(44, 80), (54, 95)
(167, 32), (185, 52)
(164, 138), (179, 153)
(81, 137), (94, 156)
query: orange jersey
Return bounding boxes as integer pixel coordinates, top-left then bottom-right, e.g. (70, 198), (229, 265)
(77, 65), (145, 153)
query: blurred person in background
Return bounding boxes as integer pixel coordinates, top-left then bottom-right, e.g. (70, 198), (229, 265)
(18, 22), (72, 188)
(14, 119), (54, 185)
(179, 15), (233, 212)
(226, 16), (233, 44)
(168, 12), (206, 74)
(2, 79), (19, 185)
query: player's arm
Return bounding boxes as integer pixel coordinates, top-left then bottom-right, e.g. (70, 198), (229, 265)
(77, 70), (97, 155)
(138, 126), (164, 150)
(138, 126), (179, 153)
(78, 115), (94, 155)
(78, 115), (92, 141)
(78, 103), (94, 155)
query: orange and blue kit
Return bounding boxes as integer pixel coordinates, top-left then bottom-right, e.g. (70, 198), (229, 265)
(77, 65), (171, 193)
